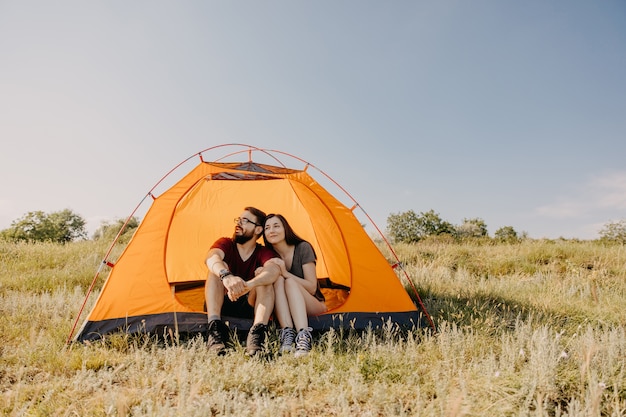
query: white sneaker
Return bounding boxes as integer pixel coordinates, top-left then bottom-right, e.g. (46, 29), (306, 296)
(279, 327), (296, 354)
(294, 327), (312, 357)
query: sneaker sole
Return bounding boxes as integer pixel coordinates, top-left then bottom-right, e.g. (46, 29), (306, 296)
(294, 350), (310, 358)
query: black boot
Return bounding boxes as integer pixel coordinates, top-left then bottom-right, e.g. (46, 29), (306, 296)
(245, 323), (268, 356)
(207, 319), (230, 355)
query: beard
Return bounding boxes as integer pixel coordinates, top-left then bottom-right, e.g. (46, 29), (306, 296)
(233, 230), (255, 244)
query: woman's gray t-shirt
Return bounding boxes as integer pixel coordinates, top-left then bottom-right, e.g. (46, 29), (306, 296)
(289, 241), (325, 302)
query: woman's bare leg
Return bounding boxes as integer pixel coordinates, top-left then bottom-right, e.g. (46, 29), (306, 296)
(273, 277), (293, 328)
(284, 279), (327, 331)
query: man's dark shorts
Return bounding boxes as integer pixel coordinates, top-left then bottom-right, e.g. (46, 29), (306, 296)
(221, 294), (254, 319)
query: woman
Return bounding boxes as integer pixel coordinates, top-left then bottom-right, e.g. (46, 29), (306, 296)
(262, 214), (327, 356)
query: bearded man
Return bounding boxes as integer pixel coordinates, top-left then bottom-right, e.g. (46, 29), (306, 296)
(204, 207), (280, 356)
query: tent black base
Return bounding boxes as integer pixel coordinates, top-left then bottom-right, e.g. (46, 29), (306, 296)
(75, 310), (429, 342)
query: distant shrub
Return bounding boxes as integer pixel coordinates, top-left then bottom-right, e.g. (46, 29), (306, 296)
(0, 209), (87, 244)
(598, 219), (626, 244)
(386, 209), (455, 243)
(494, 226), (520, 243)
(92, 217), (140, 244)
(456, 218), (488, 239)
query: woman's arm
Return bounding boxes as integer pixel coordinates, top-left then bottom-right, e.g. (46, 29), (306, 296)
(281, 261), (318, 295)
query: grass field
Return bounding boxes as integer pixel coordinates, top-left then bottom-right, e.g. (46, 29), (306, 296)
(1, 238), (625, 416)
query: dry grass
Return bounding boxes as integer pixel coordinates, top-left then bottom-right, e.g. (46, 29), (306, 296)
(1, 239), (625, 416)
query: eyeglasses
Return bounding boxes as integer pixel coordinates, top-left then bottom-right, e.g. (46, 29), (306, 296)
(234, 217), (260, 227)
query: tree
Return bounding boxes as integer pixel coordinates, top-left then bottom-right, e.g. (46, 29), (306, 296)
(456, 218), (488, 238)
(386, 210), (421, 243)
(494, 226), (520, 243)
(598, 219), (626, 244)
(93, 217), (140, 243)
(417, 209), (456, 237)
(1, 209), (87, 243)
(387, 209), (455, 243)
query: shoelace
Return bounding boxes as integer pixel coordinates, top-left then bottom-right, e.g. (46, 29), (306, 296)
(208, 322), (225, 344)
(247, 325), (266, 348)
(280, 328), (296, 346)
(295, 328), (312, 352)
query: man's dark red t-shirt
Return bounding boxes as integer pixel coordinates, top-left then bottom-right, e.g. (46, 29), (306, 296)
(210, 237), (278, 280)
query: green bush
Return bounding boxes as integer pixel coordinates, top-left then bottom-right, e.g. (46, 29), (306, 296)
(386, 209), (455, 243)
(0, 209), (87, 243)
(598, 219), (626, 244)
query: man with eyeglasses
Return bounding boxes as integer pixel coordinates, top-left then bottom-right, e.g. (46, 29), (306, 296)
(205, 206), (281, 356)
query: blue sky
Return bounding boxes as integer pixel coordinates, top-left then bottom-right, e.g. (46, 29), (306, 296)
(1, 1), (625, 239)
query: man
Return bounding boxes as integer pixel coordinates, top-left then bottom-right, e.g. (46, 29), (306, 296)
(205, 206), (280, 356)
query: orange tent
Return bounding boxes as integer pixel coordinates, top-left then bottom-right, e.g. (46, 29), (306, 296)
(71, 145), (432, 342)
